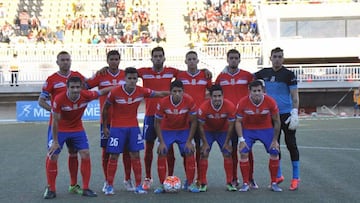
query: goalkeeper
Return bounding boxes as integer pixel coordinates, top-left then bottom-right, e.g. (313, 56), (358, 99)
(254, 47), (300, 191)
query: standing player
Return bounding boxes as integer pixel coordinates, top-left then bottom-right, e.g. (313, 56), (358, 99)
(39, 51), (85, 197)
(215, 49), (256, 188)
(197, 84), (237, 192)
(176, 50), (212, 187)
(102, 67), (169, 195)
(138, 47), (180, 190)
(153, 80), (200, 193)
(235, 80), (282, 192)
(255, 47), (300, 191)
(43, 76), (113, 199)
(85, 50), (134, 192)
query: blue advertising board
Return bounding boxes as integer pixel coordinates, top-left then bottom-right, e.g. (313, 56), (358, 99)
(16, 100), (101, 122)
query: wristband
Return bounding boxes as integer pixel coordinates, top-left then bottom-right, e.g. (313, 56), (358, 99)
(238, 136), (245, 143)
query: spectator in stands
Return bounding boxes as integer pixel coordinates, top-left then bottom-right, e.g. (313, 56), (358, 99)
(30, 15), (40, 32)
(63, 14), (74, 35)
(117, 0), (126, 16)
(157, 22), (166, 43)
(1, 21), (14, 43)
(55, 26), (65, 44)
(0, 3), (5, 19)
(73, 0), (84, 17)
(18, 9), (30, 36)
(107, 0), (118, 16)
(9, 53), (20, 86)
(148, 20), (157, 42)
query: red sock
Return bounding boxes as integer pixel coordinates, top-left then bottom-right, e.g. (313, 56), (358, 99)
(144, 142), (154, 179)
(167, 144), (175, 176)
(157, 156), (167, 184)
(101, 148), (109, 180)
(248, 151), (254, 180)
(224, 157), (233, 184)
(240, 160), (250, 184)
(45, 156), (50, 181)
(199, 159), (208, 185)
(269, 159), (279, 183)
(195, 145), (201, 182)
(131, 157), (142, 186)
(81, 158), (91, 190)
(123, 150), (131, 181)
(107, 158), (118, 186)
(47, 159), (58, 191)
(68, 154), (78, 186)
(232, 148), (238, 180)
(185, 155), (196, 185)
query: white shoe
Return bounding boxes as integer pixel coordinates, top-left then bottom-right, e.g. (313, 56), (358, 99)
(102, 181), (108, 193)
(124, 179), (135, 191)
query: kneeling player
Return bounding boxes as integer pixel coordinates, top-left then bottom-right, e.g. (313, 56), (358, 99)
(235, 80), (282, 192)
(197, 84), (238, 192)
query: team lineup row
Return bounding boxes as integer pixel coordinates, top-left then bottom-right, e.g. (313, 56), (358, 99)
(39, 46), (300, 199)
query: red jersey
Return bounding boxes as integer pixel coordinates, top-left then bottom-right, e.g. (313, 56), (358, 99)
(177, 70), (212, 107)
(236, 95), (279, 130)
(198, 98), (236, 132)
(138, 67), (179, 116)
(52, 90), (100, 132)
(106, 85), (154, 127)
(215, 69), (254, 105)
(40, 71), (85, 124)
(155, 94), (197, 130)
(85, 69), (125, 122)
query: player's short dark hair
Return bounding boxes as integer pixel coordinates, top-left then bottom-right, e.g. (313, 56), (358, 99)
(151, 46), (165, 57)
(248, 79), (265, 90)
(209, 84), (223, 96)
(124, 67), (138, 76)
(170, 80), (183, 91)
(271, 47), (284, 56)
(107, 50), (121, 60)
(227, 49), (240, 58)
(185, 50), (197, 58)
(57, 51), (70, 58)
(66, 76), (82, 87)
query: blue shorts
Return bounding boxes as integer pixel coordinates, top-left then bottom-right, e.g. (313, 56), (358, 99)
(159, 129), (191, 155)
(47, 125), (78, 151)
(354, 103), (359, 109)
(204, 131), (228, 154)
(52, 130), (89, 155)
(143, 115), (157, 142)
(106, 127), (144, 154)
(240, 128), (274, 154)
(100, 123), (110, 148)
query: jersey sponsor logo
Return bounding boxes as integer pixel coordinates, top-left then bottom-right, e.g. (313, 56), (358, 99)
(53, 82), (66, 89)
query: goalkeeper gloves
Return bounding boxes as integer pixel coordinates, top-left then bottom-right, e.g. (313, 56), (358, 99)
(285, 108), (299, 130)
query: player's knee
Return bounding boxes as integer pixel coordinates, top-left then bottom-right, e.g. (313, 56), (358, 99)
(79, 150), (90, 159)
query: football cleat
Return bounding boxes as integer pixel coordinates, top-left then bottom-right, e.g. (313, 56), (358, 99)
(249, 179), (259, 189)
(102, 181), (108, 193)
(182, 179), (189, 190)
(276, 175), (285, 184)
(199, 184), (207, 192)
(231, 178), (240, 187)
(188, 183), (200, 193)
(142, 178), (153, 190)
(82, 189), (97, 197)
(123, 179), (135, 191)
(154, 185), (165, 194)
(289, 178), (300, 191)
(104, 185), (115, 195)
(238, 183), (250, 192)
(68, 184), (83, 195)
(43, 186), (56, 199)
(271, 183), (283, 192)
(226, 183), (237, 191)
(135, 185), (148, 194)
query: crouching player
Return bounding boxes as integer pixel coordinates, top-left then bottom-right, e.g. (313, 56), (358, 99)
(235, 80), (282, 192)
(154, 80), (200, 193)
(44, 76), (113, 199)
(197, 84), (238, 192)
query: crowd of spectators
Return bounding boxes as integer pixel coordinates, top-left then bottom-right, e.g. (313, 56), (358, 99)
(187, 0), (260, 43)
